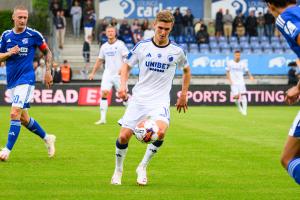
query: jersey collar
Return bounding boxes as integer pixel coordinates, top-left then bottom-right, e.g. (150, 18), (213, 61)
(151, 37), (170, 48)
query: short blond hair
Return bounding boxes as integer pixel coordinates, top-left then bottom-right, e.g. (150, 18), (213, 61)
(155, 10), (174, 24)
(13, 5), (28, 13)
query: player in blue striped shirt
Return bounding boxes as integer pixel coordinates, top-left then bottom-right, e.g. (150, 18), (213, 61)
(265, 0), (300, 185)
(0, 5), (56, 161)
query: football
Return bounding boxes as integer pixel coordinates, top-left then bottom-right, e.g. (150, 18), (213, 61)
(134, 118), (159, 143)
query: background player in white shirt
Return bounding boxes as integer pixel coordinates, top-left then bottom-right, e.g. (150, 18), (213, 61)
(226, 50), (254, 115)
(110, 10), (191, 185)
(89, 25), (129, 124)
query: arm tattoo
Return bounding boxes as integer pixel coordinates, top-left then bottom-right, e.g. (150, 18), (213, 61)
(42, 47), (53, 71)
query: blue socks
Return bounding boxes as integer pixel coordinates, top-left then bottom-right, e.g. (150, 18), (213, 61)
(287, 158), (300, 184)
(25, 118), (46, 139)
(6, 120), (21, 150)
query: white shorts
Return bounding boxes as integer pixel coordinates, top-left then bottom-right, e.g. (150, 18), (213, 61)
(231, 84), (246, 96)
(288, 111), (300, 138)
(118, 100), (170, 130)
(8, 84), (34, 109)
(101, 75), (120, 91)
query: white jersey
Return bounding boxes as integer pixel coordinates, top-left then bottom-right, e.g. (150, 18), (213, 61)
(226, 60), (248, 85)
(98, 39), (129, 77)
(126, 39), (189, 105)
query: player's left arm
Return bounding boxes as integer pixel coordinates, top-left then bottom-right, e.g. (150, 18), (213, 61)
(39, 42), (53, 88)
(176, 65), (191, 113)
(246, 70), (254, 81)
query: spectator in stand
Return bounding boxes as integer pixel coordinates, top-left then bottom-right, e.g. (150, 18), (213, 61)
(233, 12), (245, 35)
(245, 10), (258, 37)
(110, 18), (119, 31)
(60, 10), (66, 47)
(207, 21), (216, 37)
(141, 19), (150, 32)
(133, 25), (143, 44)
(98, 19), (108, 43)
(172, 7), (184, 41)
(194, 19), (207, 35)
(131, 19), (140, 34)
(215, 8), (223, 37)
(196, 25), (209, 45)
(70, 0), (82, 38)
(60, 60), (72, 83)
(223, 9), (233, 39)
(82, 35), (92, 76)
(0, 61), (7, 84)
(50, 0), (61, 16)
(51, 62), (62, 84)
(83, 0), (96, 41)
(35, 59), (46, 83)
(54, 10), (65, 49)
(264, 10), (275, 38)
(143, 24), (155, 39)
(257, 12), (265, 38)
(288, 61), (299, 86)
(119, 19), (132, 39)
(183, 8), (194, 37)
(236, 22), (246, 38)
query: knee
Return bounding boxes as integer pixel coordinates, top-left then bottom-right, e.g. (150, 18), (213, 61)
(10, 109), (21, 120)
(118, 134), (130, 144)
(20, 115), (30, 126)
(102, 91), (109, 98)
(157, 128), (167, 140)
(280, 155), (290, 169)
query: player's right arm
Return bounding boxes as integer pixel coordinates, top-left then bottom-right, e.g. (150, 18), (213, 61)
(0, 45), (20, 62)
(118, 63), (130, 100)
(225, 62), (232, 85)
(89, 58), (104, 80)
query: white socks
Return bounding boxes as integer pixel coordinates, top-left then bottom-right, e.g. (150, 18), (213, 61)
(140, 143), (159, 167)
(100, 98), (108, 121)
(115, 147), (128, 172)
(240, 95), (247, 115)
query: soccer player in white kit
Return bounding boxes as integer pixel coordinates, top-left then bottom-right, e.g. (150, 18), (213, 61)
(89, 25), (129, 124)
(226, 50), (254, 116)
(110, 10), (191, 185)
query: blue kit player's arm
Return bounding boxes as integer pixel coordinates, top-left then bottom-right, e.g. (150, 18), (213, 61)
(0, 33), (20, 62)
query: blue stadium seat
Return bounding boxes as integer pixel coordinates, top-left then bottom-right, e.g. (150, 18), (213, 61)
(169, 35), (175, 41)
(259, 36), (269, 43)
(252, 48), (263, 54)
(219, 42), (230, 49)
(189, 43), (199, 51)
(263, 48), (273, 54)
(101, 36), (108, 44)
(240, 42), (250, 49)
(285, 48), (294, 54)
(199, 48), (210, 54)
(199, 43), (209, 49)
(210, 42), (218, 49)
(250, 36), (259, 43)
(177, 35), (186, 44)
(229, 36), (238, 43)
(274, 48), (284, 54)
(209, 36), (217, 43)
(122, 35), (133, 43)
(210, 48), (221, 54)
(271, 42), (283, 49)
(180, 43), (188, 51)
(221, 48), (231, 54)
(282, 42), (290, 49)
(242, 48), (252, 54)
(261, 41), (271, 48)
(126, 43), (134, 50)
(231, 43), (240, 50)
(271, 36), (280, 43)
(239, 36), (248, 43)
(251, 42), (260, 49)
(185, 35), (196, 43)
(218, 36), (227, 43)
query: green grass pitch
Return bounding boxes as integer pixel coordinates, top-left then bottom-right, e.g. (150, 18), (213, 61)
(0, 106), (300, 200)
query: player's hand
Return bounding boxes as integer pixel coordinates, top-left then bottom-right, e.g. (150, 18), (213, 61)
(176, 94), (188, 113)
(88, 73), (94, 80)
(285, 86), (300, 105)
(118, 87), (127, 100)
(250, 76), (255, 81)
(8, 45), (20, 56)
(44, 71), (53, 88)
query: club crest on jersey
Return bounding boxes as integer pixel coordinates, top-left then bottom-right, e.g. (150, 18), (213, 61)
(168, 55), (174, 62)
(22, 38), (28, 44)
